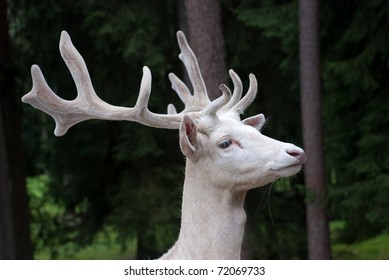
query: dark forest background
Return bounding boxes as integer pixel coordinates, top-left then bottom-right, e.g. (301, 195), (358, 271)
(0, 0), (388, 259)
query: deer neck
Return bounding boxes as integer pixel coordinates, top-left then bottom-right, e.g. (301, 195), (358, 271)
(162, 160), (247, 259)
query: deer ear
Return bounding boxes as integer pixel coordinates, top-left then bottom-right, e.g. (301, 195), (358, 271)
(179, 115), (199, 161)
(242, 114), (266, 131)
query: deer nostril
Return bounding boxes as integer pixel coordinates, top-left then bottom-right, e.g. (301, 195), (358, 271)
(287, 150), (300, 157)
(286, 147), (306, 164)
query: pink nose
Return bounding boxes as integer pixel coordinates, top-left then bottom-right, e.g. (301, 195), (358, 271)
(286, 147), (306, 164)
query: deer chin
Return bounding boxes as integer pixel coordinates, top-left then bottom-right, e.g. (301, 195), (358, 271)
(270, 163), (303, 177)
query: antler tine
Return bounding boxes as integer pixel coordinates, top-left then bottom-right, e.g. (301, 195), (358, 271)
(59, 31), (99, 103)
(173, 31), (211, 108)
(168, 72), (193, 112)
(22, 64), (83, 136)
(202, 84), (231, 117)
(206, 70), (256, 119)
(176, 31), (208, 98)
(223, 69), (243, 110)
(166, 31), (214, 116)
(22, 31), (183, 136)
(230, 73), (258, 115)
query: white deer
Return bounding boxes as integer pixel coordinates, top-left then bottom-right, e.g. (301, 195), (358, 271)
(22, 31), (306, 259)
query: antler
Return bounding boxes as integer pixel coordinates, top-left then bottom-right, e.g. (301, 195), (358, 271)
(22, 30), (258, 136)
(22, 31), (186, 136)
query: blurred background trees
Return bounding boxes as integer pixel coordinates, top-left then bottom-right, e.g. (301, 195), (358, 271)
(0, 0), (388, 259)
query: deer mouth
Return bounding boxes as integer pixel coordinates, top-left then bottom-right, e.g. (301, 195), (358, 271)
(270, 162), (303, 176)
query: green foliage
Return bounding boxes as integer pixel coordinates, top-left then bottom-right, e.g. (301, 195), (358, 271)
(33, 223), (137, 260)
(322, 0), (389, 242)
(27, 175), (65, 258)
(234, 0), (298, 60)
(331, 221), (389, 259)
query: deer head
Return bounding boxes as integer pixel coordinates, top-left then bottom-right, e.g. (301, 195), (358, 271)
(22, 30), (305, 259)
(179, 112), (305, 192)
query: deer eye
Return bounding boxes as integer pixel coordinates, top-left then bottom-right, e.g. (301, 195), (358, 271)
(219, 138), (233, 149)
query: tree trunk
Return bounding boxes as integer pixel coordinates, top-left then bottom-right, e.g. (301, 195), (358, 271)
(0, 100), (15, 259)
(298, 0), (331, 259)
(0, 0), (33, 259)
(179, 0), (227, 100)
(0, 0), (15, 259)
